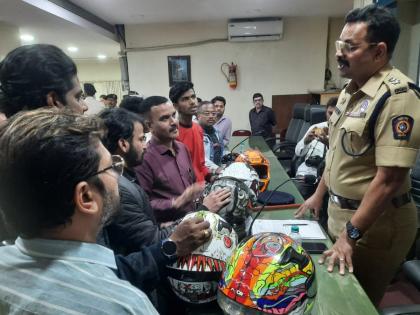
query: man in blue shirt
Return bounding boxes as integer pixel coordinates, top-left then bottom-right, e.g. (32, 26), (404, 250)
(0, 108), (158, 314)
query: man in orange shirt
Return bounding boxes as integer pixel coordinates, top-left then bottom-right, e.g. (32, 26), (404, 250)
(169, 82), (210, 182)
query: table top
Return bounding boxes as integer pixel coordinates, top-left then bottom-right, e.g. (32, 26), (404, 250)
(224, 136), (379, 315)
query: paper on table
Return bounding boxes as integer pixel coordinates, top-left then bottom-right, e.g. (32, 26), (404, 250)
(251, 219), (326, 240)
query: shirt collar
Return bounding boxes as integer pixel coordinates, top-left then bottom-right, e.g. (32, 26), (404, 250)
(346, 64), (393, 98)
(15, 237), (117, 270)
(149, 137), (180, 155)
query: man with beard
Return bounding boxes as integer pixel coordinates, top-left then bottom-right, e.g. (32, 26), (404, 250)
(0, 108), (157, 314)
(99, 108), (213, 255)
(169, 82), (210, 182)
(295, 5), (420, 305)
(212, 96), (232, 149)
(197, 101), (224, 174)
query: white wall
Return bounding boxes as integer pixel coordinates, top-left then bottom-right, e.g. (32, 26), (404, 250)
(75, 60), (123, 101)
(408, 23), (420, 82)
(75, 60), (121, 82)
(327, 17), (346, 89)
(126, 17), (328, 130)
(0, 22), (20, 61)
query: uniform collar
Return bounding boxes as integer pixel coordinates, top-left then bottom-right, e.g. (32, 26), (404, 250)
(346, 64), (393, 98)
(15, 237), (117, 269)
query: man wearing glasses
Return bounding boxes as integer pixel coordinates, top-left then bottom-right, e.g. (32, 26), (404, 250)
(0, 108), (157, 314)
(197, 101), (225, 174)
(296, 5), (420, 305)
(249, 92), (277, 149)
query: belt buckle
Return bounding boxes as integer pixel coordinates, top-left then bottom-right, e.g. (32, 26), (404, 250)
(330, 194), (340, 206)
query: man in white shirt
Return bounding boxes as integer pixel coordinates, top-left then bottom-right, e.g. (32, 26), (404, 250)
(84, 83), (105, 115)
(294, 97), (337, 198)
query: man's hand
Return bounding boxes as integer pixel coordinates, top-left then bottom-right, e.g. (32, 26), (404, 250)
(170, 216), (211, 257)
(203, 188), (231, 213)
(304, 130), (316, 145)
(318, 230), (355, 275)
(173, 183), (205, 210)
(294, 192), (324, 219)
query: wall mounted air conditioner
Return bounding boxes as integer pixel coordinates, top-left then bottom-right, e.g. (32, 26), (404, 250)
(228, 18), (283, 42)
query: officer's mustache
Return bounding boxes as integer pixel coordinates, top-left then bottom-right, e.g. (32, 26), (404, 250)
(337, 57), (349, 67)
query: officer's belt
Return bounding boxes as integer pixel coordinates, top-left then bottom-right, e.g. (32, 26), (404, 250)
(329, 191), (411, 210)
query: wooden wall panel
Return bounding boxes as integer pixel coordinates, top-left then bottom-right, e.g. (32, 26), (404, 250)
(271, 94), (315, 140)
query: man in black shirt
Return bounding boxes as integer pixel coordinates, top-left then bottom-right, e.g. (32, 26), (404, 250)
(249, 92), (277, 148)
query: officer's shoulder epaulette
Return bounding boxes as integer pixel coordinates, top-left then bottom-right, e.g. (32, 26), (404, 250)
(383, 70), (410, 95)
(368, 70), (420, 144)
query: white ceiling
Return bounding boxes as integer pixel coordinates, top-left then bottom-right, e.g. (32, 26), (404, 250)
(0, 0), (353, 59)
(70, 0), (353, 24)
(0, 0), (120, 60)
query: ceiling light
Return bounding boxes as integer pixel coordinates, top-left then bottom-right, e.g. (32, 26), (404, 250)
(97, 54), (107, 60)
(67, 46), (78, 52)
(20, 34), (34, 42)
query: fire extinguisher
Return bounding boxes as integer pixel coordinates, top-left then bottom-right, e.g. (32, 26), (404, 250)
(221, 62), (238, 89)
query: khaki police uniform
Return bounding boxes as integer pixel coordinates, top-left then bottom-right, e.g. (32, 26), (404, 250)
(324, 64), (420, 304)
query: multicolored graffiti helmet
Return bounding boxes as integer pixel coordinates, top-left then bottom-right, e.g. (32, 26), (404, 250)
(217, 233), (316, 315)
(167, 211), (238, 304)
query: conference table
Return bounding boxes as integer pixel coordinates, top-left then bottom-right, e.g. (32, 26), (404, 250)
(200, 136), (378, 315)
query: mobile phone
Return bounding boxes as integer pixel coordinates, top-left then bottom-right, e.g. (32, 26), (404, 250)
(302, 242), (328, 254)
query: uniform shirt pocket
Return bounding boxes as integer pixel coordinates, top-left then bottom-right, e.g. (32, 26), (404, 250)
(340, 117), (371, 155)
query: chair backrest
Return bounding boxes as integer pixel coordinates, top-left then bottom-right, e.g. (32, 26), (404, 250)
(284, 103), (307, 143)
(232, 129), (251, 137)
(309, 104), (327, 125)
(296, 104), (326, 142)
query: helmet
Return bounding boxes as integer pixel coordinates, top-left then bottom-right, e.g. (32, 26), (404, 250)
(218, 233), (316, 315)
(203, 162), (259, 239)
(167, 211), (238, 304)
(235, 149), (270, 192)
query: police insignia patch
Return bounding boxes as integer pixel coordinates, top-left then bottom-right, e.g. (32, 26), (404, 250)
(392, 115), (414, 140)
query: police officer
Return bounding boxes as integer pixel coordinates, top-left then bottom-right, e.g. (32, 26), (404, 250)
(295, 5), (420, 305)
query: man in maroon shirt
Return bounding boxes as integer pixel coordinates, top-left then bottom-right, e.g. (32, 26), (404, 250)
(135, 96), (230, 223)
(169, 82), (210, 182)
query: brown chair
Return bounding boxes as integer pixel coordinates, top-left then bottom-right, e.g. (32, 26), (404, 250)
(232, 129), (251, 137)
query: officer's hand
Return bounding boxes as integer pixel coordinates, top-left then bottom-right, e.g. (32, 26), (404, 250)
(172, 182), (205, 210)
(203, 188), (231, 213)
(318, 231), (355, 275)
(170, 217), (211, 257)
(294, 193), (323, 219)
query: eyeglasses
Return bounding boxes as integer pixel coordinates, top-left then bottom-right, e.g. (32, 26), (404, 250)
(91, 155), (125, 178)
(335, 40), (377, 54)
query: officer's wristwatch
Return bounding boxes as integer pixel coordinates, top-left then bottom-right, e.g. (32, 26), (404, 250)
(161, 238), (177, 259)
(346, 221), (362, 241)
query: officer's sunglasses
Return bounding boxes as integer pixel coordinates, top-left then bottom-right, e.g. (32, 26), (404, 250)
(335, 40), (377, 54)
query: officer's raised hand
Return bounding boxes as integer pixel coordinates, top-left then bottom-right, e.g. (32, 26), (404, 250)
(318, 230), (355, 275)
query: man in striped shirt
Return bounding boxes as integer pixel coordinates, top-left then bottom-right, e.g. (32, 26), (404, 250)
(0, 109), (158, 314)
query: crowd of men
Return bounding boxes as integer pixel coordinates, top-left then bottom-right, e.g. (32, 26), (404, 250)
(0, 4), (419, 314)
